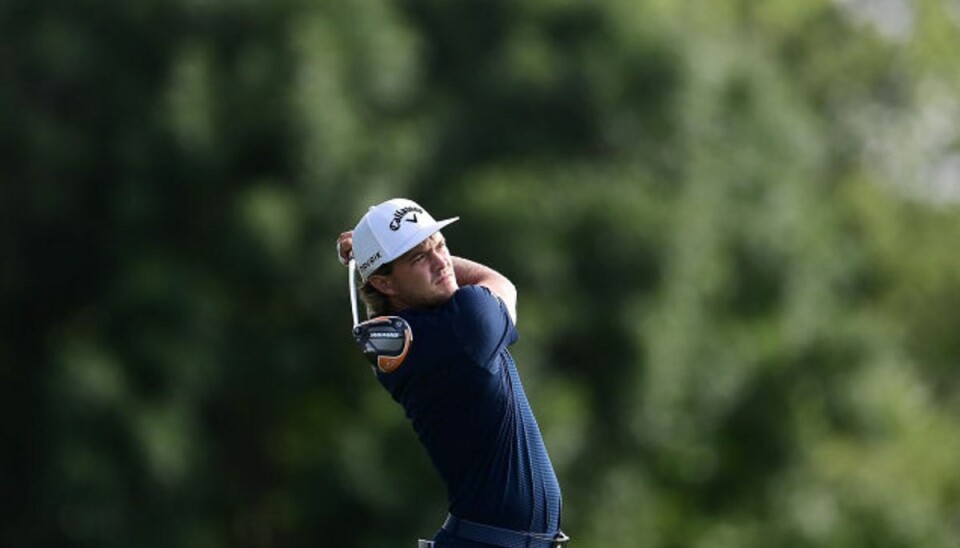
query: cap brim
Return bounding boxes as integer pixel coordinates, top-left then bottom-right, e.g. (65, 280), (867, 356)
(383, 217), (459, 264)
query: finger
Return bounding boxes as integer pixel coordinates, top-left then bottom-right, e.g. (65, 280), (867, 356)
(336, 238), (353, 266)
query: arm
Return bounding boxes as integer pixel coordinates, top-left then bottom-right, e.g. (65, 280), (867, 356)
(452, 256), (517, 324)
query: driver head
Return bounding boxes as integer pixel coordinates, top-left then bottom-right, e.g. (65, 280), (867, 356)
(352, 316), (413, 373)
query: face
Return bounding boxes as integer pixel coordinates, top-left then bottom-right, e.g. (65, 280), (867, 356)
(370, 232), (458, 310)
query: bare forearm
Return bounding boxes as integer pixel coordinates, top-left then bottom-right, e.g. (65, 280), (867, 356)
(452, 256), (517, 323)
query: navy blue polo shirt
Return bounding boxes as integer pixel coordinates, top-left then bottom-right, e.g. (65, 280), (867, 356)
(376, 285), (562, 535)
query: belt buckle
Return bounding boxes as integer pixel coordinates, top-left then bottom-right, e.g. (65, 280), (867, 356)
(552, 531), (570, 547)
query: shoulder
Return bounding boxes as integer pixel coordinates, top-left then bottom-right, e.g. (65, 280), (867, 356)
(447, 285), (516, 330)
(399, 286), (498, 331)
(450, 284), (502, 313)
(404, 285), (516, 350)
(449, 285), (517, 356)
(395, 286), (516, 373)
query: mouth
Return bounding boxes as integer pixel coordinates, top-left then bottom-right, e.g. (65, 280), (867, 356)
(436, 271), (454, 285)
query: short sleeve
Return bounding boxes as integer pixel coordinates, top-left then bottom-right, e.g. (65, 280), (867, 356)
(448, 285), (518, 371)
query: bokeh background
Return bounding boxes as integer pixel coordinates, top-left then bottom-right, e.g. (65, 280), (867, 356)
(4, 0), (960, 546)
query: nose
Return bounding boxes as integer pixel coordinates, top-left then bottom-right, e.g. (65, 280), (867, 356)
(427, 248), (448, 270)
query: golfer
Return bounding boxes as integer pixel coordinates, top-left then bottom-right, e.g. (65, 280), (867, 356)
(337, 198), (568, 547)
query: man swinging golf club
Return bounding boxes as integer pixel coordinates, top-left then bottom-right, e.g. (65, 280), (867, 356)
(337, 198), (568, 547)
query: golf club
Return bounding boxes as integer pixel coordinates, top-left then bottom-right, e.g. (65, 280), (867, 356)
(348, 258), (413, 373)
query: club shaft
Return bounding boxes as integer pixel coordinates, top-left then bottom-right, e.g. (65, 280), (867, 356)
(348, 259), (359, 327)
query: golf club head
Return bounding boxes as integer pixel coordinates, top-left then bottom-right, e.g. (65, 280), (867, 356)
(353, 316), (413, 373)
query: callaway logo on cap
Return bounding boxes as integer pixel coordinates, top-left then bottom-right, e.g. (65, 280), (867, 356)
(352, 198), (459, 279)
(389, 206), (423, 231)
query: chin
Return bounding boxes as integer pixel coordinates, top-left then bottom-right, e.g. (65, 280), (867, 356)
(435, 287), (456, 303)
(442, 279), (459, 296)
(435, 273), (457, 291)
(434, 283), (458, 304)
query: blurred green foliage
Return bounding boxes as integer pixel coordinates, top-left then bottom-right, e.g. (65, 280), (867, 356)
(3, 0), (960, 546)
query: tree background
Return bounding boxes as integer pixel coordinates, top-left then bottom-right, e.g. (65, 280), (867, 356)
(3, 0), (960, 546)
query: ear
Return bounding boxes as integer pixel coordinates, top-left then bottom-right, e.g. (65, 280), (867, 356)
(368, 274), (397, 296)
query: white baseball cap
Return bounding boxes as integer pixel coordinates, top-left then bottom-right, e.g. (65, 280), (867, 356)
(352, 198), (459, 279)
